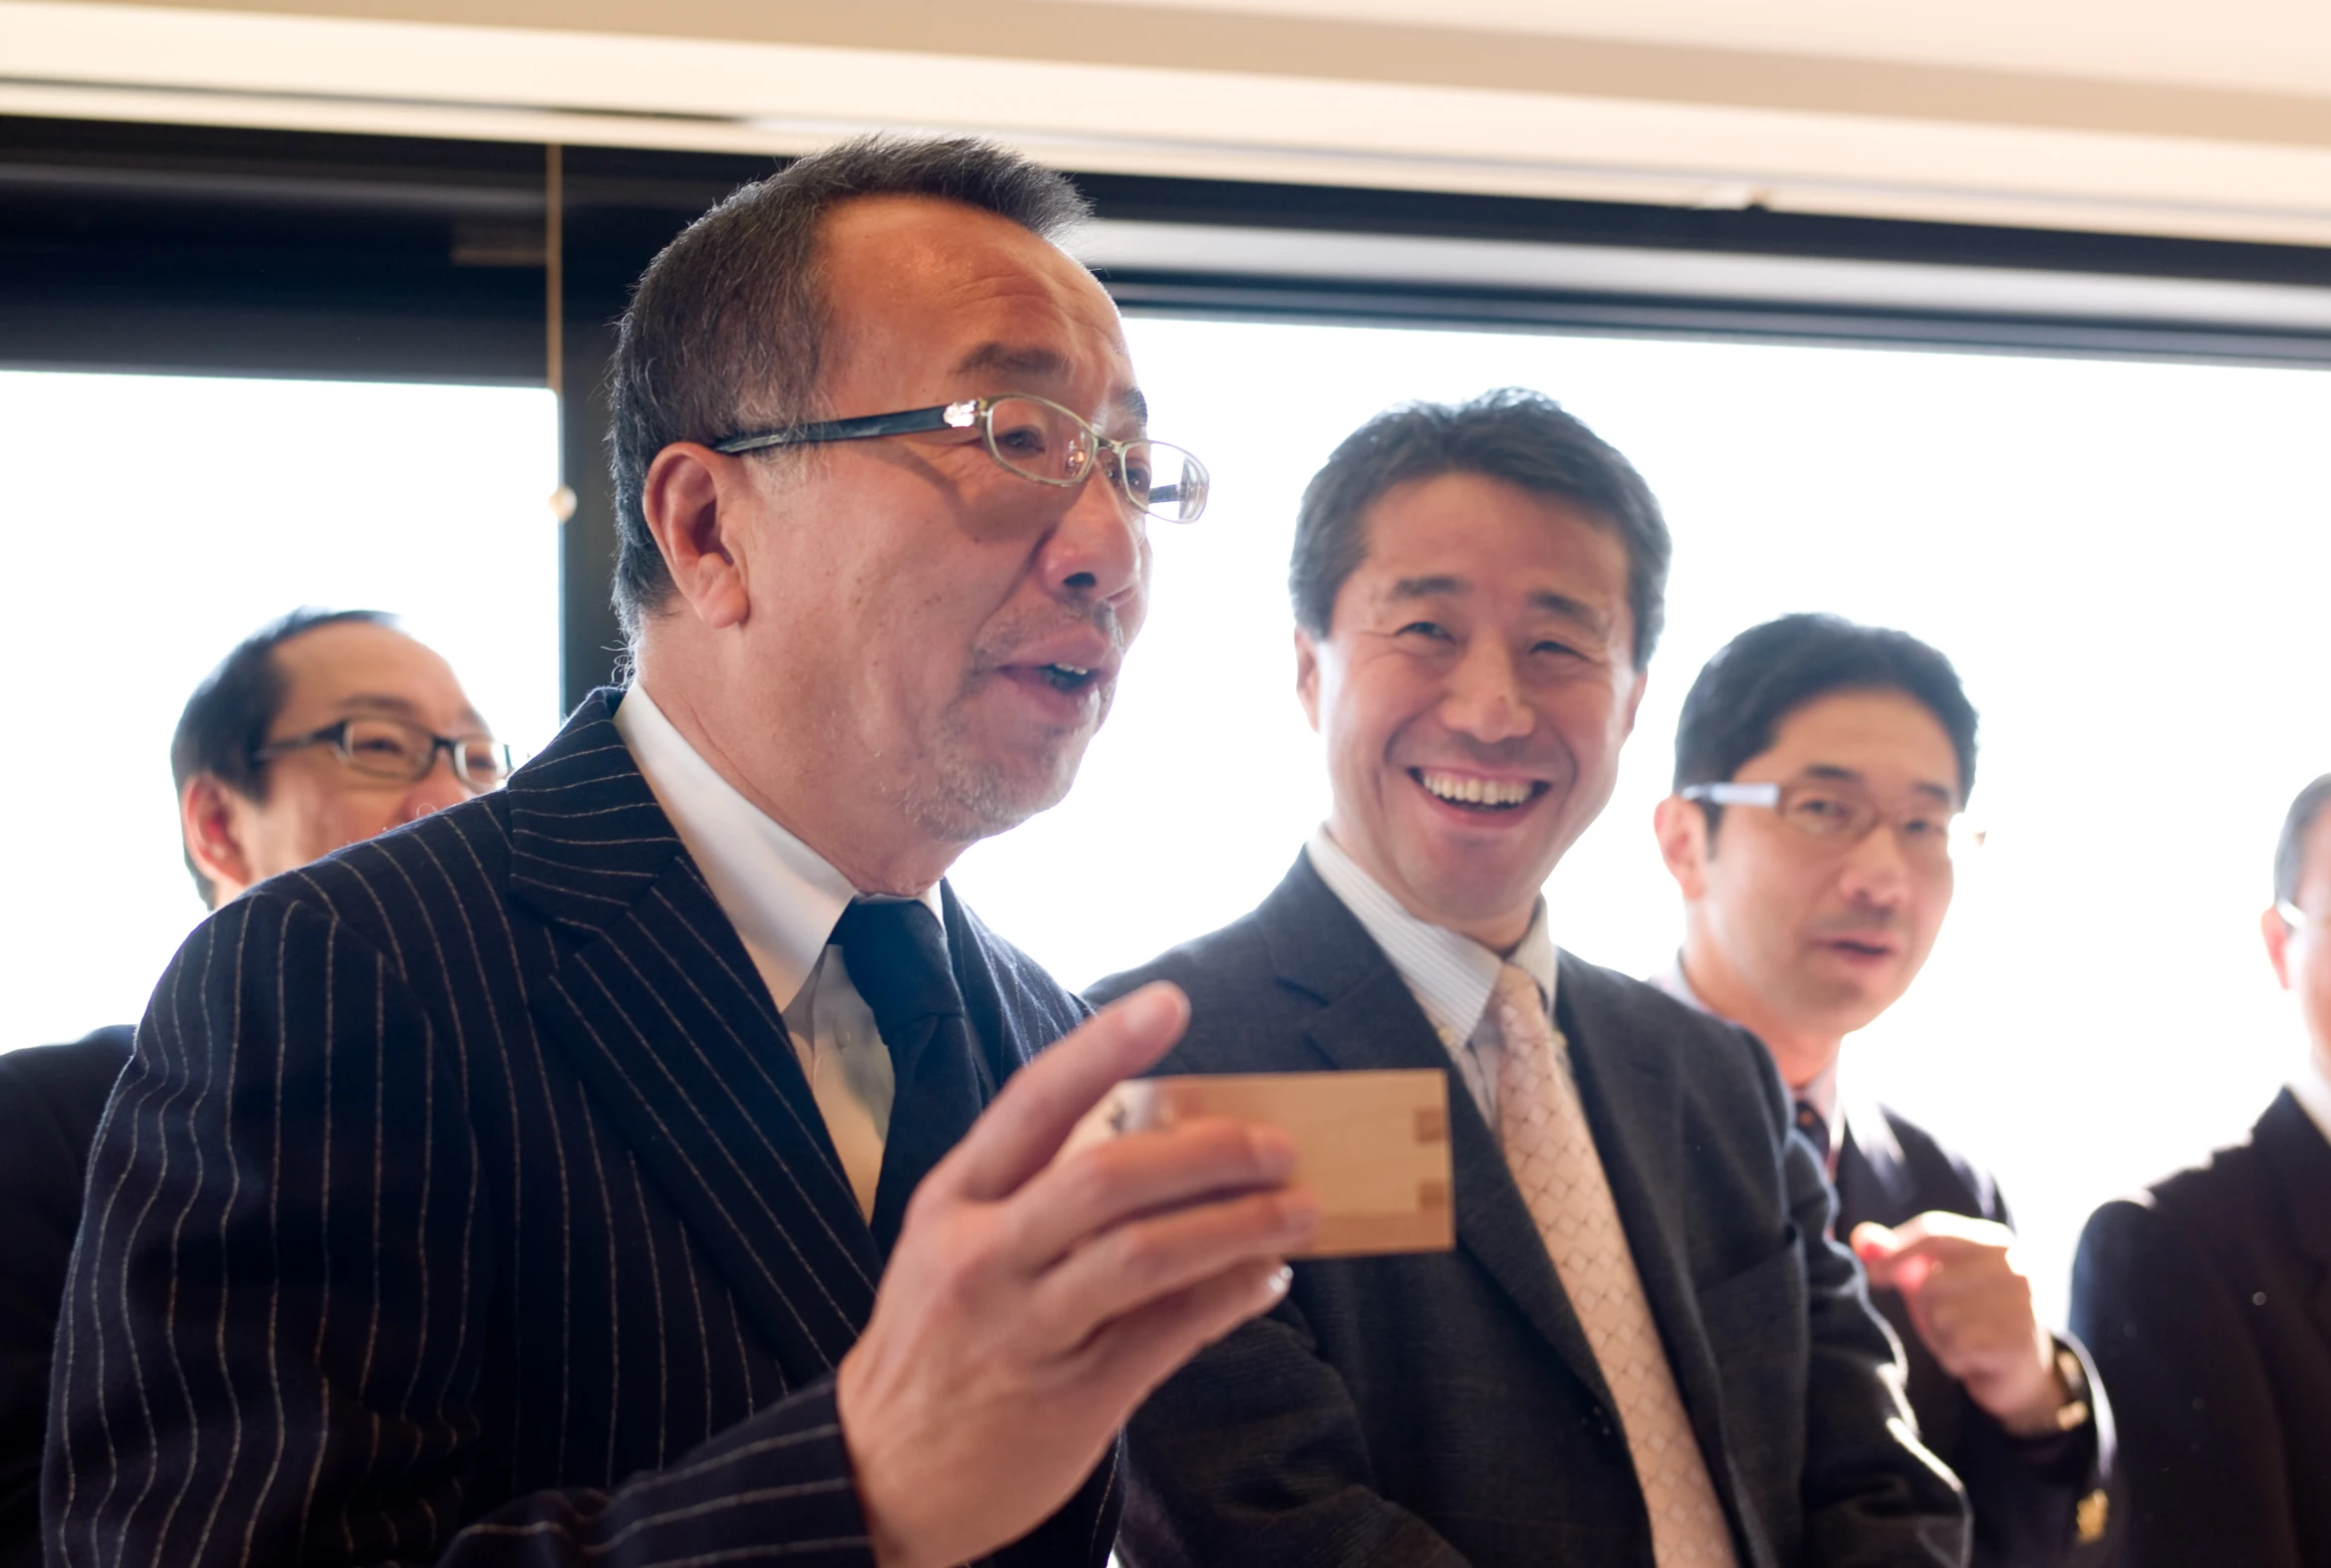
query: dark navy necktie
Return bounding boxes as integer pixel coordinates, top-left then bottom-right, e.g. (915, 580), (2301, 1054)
(831, 898), (989, 1256)
(1794, 1098), (1840, 1236)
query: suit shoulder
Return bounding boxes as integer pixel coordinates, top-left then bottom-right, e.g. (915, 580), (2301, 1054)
(0, 1029), (132, 1150)
(1088, 907), (1274, 1009)
(1867, 1103), (2007, 1221)
(262, 791), (518, 960)
(1560, 954), (1772, 1074)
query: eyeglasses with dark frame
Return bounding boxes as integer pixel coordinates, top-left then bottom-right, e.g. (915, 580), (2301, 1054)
(712, 392), (1210, 524)
(253, 715), (516, 792)
(1680, 778), (1983, 866)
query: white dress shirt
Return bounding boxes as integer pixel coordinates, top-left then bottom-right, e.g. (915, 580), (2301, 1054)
(615, 682), (941, 1219)
(1651, 953), (1845, 1168)
(1306, 826), (1557, 1131)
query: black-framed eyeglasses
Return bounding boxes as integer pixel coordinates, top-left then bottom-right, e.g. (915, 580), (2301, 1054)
(1681, 778), (1982, 866)
(712, 392), (1210, 523)
(253, 716), (515, 791)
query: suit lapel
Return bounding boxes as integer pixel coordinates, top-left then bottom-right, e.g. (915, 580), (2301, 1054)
(1255, 857), (1616, 1411)
(1555, 957), (1740, 1510)
(1836, 1097), (1917, 1228)
(2257, 1090), (2331, 1348)
(509, 690), (882, 1386)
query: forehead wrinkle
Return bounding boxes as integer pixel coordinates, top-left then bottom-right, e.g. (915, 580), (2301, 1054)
(953, 341), (1146, 429)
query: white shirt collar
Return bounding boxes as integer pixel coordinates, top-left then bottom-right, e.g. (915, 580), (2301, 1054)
(2291, 1045), (2331, 1147)
(1306, 826), (1557, 1038)
(613, 681), (941, 1011)
(1651, 951), (1841, 1126)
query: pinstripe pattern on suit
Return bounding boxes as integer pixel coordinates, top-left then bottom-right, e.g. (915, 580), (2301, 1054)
(46, 689), (1115, 1567)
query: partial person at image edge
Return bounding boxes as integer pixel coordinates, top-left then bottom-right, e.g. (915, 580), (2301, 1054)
(0, 607), (506, 1568)
(2070, 774), (2331, 1567)
(48, 136), (1311, 1568)
(1649, 614), (2115, 1568)
(1097, 391), (1967, 1566)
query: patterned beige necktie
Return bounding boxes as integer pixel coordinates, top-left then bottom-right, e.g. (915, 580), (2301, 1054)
(1490, 963), (1737, 1568)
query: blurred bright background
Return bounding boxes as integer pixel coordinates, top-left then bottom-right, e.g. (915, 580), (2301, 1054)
(7, 319), (2327, 1324)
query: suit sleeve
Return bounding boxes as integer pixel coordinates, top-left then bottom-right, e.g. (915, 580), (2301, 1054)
(1785, 1115), (1971, 1567)
(45, 893), (875, 1568)
(2070, 1197), (2301, 1568)
(0, 1053), (106, 1568)
(1120, 1290), (1471, 1568)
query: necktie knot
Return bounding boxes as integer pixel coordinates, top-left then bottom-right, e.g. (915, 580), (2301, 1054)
(1490, 962), (1546, 1030)
(832, 899), (963, 1041)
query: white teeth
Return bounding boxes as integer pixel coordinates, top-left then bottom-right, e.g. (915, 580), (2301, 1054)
(1046, 663), (1090, 676)
(1420, 770), (1533, 808)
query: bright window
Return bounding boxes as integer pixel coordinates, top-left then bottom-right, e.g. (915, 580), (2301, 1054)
(951, 316), (2331, 1321)
(9, 321), (2326, 1327)
(0, 371), (561, 1050)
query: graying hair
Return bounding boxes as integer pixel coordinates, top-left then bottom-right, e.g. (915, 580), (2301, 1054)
(606, 134), (1091, 641)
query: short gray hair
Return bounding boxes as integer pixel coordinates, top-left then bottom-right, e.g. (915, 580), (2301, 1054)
(607, 134), (1092, 641)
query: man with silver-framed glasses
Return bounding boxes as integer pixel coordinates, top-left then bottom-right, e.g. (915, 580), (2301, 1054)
(1651, 612), (2117, 1568)
(52, 135), (1309, 1568)
(0, 606), (504, 1568)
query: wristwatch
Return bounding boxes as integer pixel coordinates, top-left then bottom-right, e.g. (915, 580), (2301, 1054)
(2048, 1340), (2093, 1434)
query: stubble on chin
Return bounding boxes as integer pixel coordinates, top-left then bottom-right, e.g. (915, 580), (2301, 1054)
(893, 688), (1101, 848)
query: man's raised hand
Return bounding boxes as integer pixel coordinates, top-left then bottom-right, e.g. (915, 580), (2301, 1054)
(837, 981), (1318, 1568)
(1853, 1212), (2067, 1436)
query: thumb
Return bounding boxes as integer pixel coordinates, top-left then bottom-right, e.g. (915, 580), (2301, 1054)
(1851, 1221), (1902, 1285)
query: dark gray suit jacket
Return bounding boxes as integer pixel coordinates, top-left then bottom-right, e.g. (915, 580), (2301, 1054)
(47, 690), (1117, 1568)
(2070, 1090), (2331, 1568)
(1092, 855), (1967, 1568)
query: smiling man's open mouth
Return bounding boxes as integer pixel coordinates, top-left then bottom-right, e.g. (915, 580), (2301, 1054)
(1413, 767), (1549, 813)
(1037, 661), (1097, 692)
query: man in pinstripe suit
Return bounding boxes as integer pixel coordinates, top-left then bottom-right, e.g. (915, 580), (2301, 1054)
(50, 135), (1315, 1568)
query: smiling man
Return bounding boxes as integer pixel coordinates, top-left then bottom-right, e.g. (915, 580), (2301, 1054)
(51, 137), (1309, 1568)
(1652, 614), (2114, 1567)
(1097, 392), (1965, 1568)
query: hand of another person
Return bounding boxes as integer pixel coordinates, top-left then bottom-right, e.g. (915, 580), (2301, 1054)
(836, 981), (1319, 1568)
(1853, 1212), (2067, 1437)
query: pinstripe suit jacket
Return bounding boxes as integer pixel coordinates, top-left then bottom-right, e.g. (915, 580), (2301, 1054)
(46, 689), (1117, 1568)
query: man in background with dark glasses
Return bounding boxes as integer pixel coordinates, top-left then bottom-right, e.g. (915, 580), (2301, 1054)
(0, 605), (503, 1567)
(1651, 613), (2116, 1567)
(51, 135), (1304, 1568)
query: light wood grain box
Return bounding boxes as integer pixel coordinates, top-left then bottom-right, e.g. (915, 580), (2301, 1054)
(1070, 1069), (1453, 1259)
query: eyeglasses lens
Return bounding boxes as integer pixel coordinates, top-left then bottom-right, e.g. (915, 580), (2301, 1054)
(1138, 443), (1209, 522)
(1780, 783), (1964, 864)
(342, 717), (434, 781)
(985, 397), (1092, 485)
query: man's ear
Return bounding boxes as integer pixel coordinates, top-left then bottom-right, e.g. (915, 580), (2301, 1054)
(1653, 793), (1710, 901)
(2263, 905), (2295, 990)
(1293, 626), (1323, 732)
(642, 442), (754, 631)
(181, 775), (254, 907)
